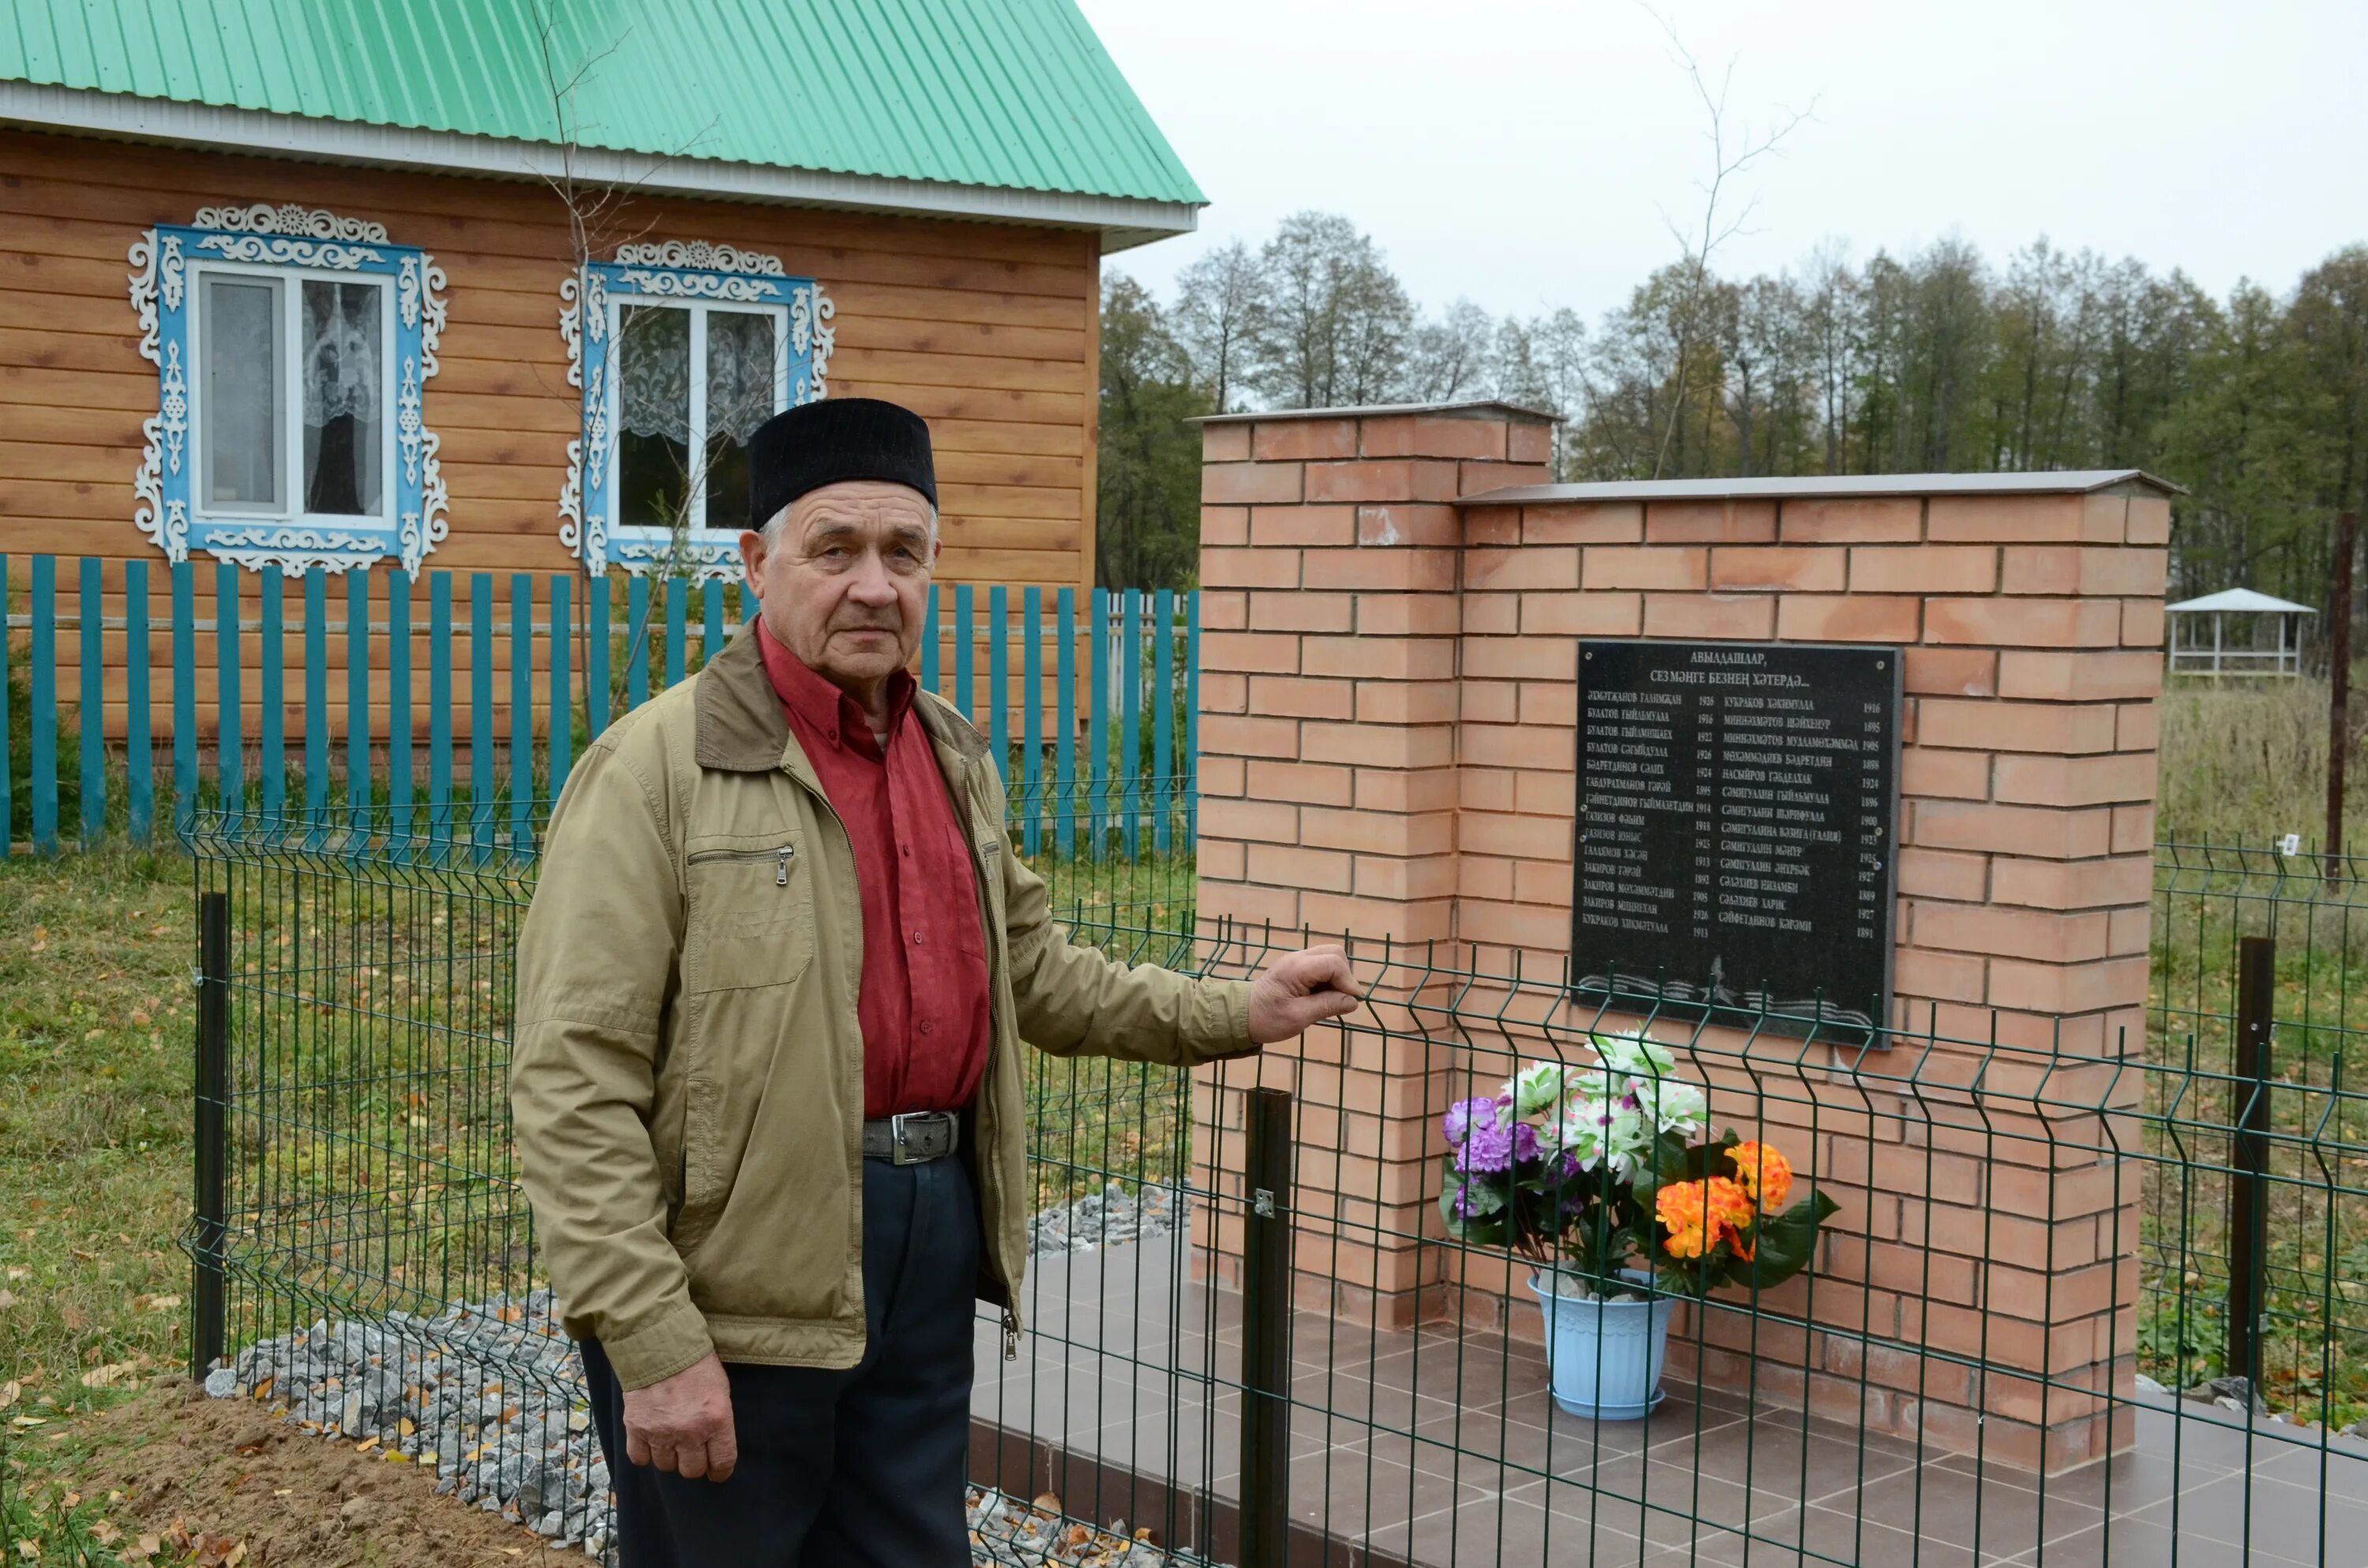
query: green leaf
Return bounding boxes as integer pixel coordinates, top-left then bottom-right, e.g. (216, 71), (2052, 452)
(1439, 1168), (1511, 1246)
(1738, 1186), (1841, 1288)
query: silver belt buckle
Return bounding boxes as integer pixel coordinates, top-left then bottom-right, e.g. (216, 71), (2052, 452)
(890, 1111), (933, 1166)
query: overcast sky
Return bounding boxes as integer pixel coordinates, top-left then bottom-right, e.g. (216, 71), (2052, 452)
(1078, 0), (2368, 322)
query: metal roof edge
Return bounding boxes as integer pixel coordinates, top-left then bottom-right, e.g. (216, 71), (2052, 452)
(1460, 470), (2185, 507)
(1190, 399), (1565, 425)
(0, 82), (1204, 240)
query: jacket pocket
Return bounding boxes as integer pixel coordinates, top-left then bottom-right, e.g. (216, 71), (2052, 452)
(682, 836), (814, 994)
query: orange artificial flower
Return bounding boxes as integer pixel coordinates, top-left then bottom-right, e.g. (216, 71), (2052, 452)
(1657, 1176), (1758, 1260)
(1727, 1141), (1793, 1214)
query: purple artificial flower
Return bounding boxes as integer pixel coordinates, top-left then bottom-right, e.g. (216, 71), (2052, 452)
(1456, 1115), (1544, 1173)
(1442, 1095), (1501, 1148)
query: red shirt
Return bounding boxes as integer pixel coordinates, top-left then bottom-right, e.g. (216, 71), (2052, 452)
(756, 621), (992, 1118)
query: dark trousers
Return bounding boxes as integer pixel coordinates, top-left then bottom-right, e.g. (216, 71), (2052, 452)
(580, 1156), (980, 1567)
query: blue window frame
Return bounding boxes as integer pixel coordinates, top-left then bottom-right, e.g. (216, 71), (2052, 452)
(560, 241), (834, 582)
(129, 203), (448, 575)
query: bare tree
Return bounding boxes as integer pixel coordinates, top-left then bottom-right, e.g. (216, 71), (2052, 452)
(1638, 6), (1815, 478)
(1173, 241), (1265, 414)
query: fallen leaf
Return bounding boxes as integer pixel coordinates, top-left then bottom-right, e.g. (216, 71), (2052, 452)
(0, 1382), (16, 1410)
(2, 1267), (26, 1281)
(89, 1520), (122, 1545)
(129, 1010), (152, 1027)
(0, 1290), (13, 1309)
(145, 1293), (182, 1312)
(16, 1539), (40, 1560)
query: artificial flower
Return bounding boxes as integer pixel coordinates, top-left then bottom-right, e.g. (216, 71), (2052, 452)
(1656, 1176), (1756, 1259)
(1727, 1141), (1793, 1214)
(1512, 1061), (1565, 1116)
(1442, 1096), (1501, 1147)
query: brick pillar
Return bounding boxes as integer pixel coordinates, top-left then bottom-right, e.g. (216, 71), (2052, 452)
(1192, 403), (1552, 1324)
(1196, 436), (2168, 1472)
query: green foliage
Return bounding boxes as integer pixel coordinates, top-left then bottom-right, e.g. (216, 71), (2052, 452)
(1096, 275), (1212, 592)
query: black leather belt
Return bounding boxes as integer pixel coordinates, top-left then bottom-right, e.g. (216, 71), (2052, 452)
(861, 1111), (960, 1165)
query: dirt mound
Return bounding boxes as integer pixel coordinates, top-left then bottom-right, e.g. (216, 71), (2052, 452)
(32, 1377), (581, 1566)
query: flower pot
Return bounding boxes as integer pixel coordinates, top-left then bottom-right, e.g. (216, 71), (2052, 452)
(1529, 1270), (1677, 1420)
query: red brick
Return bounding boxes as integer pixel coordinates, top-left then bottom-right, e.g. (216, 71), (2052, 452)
(1382, 415), (1505, 459)
(1459, 682), (1516, 724)
(1246, 842), (1354, 894)
(1249, 419), (1354, 461)
(1924, 598), (2121, 648)
(1198, 589), (1248, 631)
(1199, 838), (1246, 881)
(1353, 854), (1461, 902)
(1202, 421), (1250, 462)
(1304, 458), (1461, 504)
(1912, 800), (2113, 859)
(1357, 503), (1459, 547)
(1524, 503), (1643, 544)
(1993, 753), (2158, 808)
(1915, 904), (2108, 963)
(1199, 672), (1247, 714)
(1300, 723), (1454, 769)
(1460, 593), (1517, 635)
(2126, 496), (2171, 545)
(1776, 595), (1921, 642)
(2111, 804), (2155, 854)
(1465, 544), (1579, 590)
(1200, 632), (1301, 675)
(1848, 545), (1999, 594)
(1353, 682), (1458, 724)
(1246, 759), (1354, 807)
(1349, 767), (1458, 813)
(2123, 599), (2165, 649)
(1203, 460), (1304, 506)
(1987, 955), (2149, 1015)
(1464, 506), (1519, 546)
(1903, 648), (1998, 698)
(1201, 505), (1250, 546)
(1247, 590), (1352, 634)
(1198, 755), (1246, 798)
(1300, 806), (1455, 857)
(1460, 459), (1546, 493)
(1303, 548), (1459, 592)
(1645, 499), (1778, 542)
(2080, 492), (2130, 542)
(1249, 504), (1354, 547)
(1894, 948), (1988, 1004)
(1914, 698), (2117, 754)
(1991, 855), (2153, 911)
(1523, 592), (1641, 636)
(1901, 747), (1991, 800)
(1351, 593), (1461, 636)
(1198, 796), (1301, 844)
(2116, 702), (2159, 753)
(1200, 546), (1299, 589)
(1897, 847), (1990, 901)
(1780, 496), (1923, 543)
(1710, 545), (1848, 591)
(1200, 880), (1299, 929)
(1583, 546), (1707, 590)
(1508, 422), (1553, 464)
(1198, 712), (1300, 758)
(1247, 674), (1355, 720)
(1643, 593), (1775, 639)
(1926, 494), (2084, 542)
(1995, 650), (2162, 702)
(1463, 638), (1576, 681)
(1999, 546), (2169, 597)
(1302, 637), (1455, 680)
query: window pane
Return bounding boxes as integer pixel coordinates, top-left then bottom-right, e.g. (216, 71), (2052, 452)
(704, 310), (778, 530)
(202, 277), (279, 509)
(302, 279), (384, 517)
(616, 304), (691, 532)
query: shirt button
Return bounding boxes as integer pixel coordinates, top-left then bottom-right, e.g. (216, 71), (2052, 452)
(918, 1020), (934, 1036)
(912, 930), (924, 945)
(901, 846), (911, 858)
(827, 729), (839, 745)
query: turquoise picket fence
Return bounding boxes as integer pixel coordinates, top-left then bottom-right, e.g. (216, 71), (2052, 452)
(1, 556), (1197, 862)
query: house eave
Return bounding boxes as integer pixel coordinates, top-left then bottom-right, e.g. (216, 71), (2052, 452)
(0, 81), (1202, 252)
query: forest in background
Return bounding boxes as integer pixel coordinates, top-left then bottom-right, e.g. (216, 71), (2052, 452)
(1097, 211), (2368, 624)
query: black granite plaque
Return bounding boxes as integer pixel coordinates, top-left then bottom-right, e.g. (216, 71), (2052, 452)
(1571, 639), (1901, 1038)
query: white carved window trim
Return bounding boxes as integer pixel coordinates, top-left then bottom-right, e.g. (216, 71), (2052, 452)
(127, 203), (448, 576)
(559, 241), (834, 582)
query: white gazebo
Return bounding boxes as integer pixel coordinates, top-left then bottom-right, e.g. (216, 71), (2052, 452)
(2164, 588), (2317, 677)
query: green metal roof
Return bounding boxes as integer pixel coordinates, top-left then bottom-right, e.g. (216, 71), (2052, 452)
(0, 0), (1205, 208)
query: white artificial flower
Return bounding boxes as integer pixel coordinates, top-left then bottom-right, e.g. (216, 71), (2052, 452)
(1513, 1061), (1566, 1117)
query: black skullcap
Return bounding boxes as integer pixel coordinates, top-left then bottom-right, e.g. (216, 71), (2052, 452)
(748, 397), (938, 530)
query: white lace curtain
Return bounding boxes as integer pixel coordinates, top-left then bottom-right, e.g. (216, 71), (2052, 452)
(617, 305), (776, 446)
(302, 281), (380, 428)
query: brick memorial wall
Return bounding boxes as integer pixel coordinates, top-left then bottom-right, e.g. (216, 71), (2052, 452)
(1189, 400), (2172, 1471)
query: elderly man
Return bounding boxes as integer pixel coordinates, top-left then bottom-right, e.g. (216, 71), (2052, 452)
(511, 397), (1358, 1567)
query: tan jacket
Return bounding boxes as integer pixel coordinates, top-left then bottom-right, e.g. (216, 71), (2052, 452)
(510, 624), (1253, 1390)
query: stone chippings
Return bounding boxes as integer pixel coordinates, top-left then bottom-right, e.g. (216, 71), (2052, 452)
(206, 1187), (1197, 1563)
(1028, 1183), (1185, 1259)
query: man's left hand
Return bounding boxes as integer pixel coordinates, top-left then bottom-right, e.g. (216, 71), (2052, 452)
(1245, 945), (1362, 1044)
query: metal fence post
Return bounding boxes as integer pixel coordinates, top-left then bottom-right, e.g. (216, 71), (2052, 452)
(2227, 934), (2275, 1391)
(192, 889), (229, 1380)
(1240, 1087), (1293, 1568)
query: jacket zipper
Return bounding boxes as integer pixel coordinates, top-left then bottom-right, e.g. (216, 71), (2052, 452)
(687, 844), (794, 885)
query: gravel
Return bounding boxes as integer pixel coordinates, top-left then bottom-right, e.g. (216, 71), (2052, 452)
(206, 1187), (1197, 1564)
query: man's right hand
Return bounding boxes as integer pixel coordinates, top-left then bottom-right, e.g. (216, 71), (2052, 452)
(622, 1352), (738, 1481)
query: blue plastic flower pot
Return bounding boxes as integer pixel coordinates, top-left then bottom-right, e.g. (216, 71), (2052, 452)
(1529, 1270), (1677, 1420)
